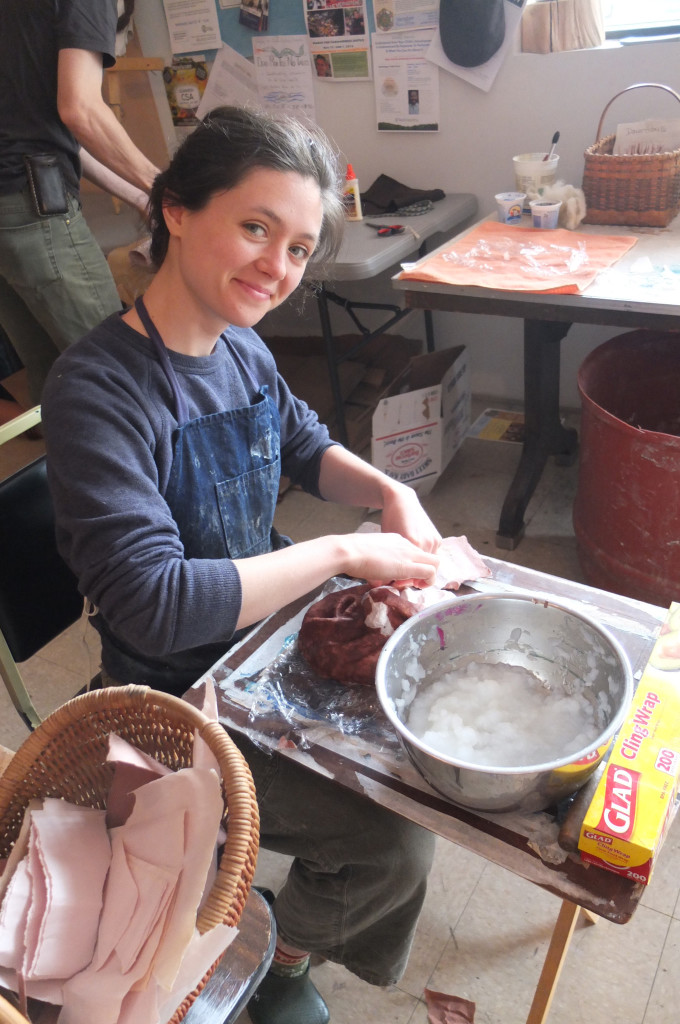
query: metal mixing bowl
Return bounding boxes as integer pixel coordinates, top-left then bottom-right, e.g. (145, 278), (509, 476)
(375, 593), (633, 813)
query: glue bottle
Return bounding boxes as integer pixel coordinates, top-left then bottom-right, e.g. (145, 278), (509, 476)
(343, 164), (363, 221)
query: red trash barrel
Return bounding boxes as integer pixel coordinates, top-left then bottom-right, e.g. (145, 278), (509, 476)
(573, 329), (680, 607)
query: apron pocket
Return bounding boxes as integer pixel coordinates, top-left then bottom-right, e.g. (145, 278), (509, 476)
(216, 459), (280, 559)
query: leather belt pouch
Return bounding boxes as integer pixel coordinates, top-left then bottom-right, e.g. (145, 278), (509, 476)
(24, 153), (69, 216)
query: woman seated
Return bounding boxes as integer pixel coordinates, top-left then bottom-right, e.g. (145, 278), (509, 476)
(43, 106), (442, 1024)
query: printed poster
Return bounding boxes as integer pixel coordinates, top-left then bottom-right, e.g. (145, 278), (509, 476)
(162, 0), (222, 54)
(306, 0), (372, 80)
(372, 29), (439, 130)
(252, 35), (316, 119)
(373, 0), (438, 33)
(163, 56), (208, 126)
(240, 0), (270, 31)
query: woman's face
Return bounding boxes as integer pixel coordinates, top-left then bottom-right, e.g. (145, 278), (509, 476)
(164, 167), (323, 331)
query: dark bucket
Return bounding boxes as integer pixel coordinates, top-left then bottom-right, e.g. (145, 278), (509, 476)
(573, 330), (680, 607)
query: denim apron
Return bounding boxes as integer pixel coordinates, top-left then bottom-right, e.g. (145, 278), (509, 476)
(97, 298), (287, 693)
(135, 297), (282, 561)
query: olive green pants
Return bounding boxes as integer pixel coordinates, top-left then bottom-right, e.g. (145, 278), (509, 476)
(0, 189), (121, 401)
(230, 732), (436, 987)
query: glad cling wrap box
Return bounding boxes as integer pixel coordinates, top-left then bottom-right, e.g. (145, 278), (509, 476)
(579, 603), (680, 884)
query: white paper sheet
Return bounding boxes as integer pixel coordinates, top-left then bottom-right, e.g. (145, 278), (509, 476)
(613, 118), (680, 155)
(196, 44), (259, 119)
(162, 0), (222, 55)
(252, 34), (316, 119)
(372, 29), (439, 130)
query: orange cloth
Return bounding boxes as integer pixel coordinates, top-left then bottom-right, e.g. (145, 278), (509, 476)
(398, 220), (638, 294)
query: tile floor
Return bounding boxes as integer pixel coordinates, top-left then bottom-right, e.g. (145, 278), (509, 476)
(1, 403), (678, 1024)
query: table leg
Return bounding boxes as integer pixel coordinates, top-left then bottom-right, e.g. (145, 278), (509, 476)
(316, 286), (436, 449)
(526, 900), (582, 1024)
(496, 319), (578, 549)
(316, 236), (441, 449)
(424, 307), (435, 353)
(316, 287), (350, 447)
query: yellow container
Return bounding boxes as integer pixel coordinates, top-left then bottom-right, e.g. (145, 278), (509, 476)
(343, 163), (363, 221)
(579, 602), (680, 884)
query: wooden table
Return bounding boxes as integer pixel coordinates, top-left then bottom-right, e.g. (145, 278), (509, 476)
(392, 213), (680, 548)
(186, 559), (668, 1024)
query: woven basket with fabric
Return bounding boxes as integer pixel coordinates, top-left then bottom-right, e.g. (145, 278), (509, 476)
(0, 684), (260, 1024)
(582, 83), (680, 227)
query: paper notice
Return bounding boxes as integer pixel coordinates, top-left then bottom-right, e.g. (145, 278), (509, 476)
(613, 118), (680, 156)
(252, 35), (316, 119)
(162, 0), (222, 54)
(196, 45), (259, 119)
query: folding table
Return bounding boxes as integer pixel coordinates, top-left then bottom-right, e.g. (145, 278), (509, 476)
(392, 213), (680, 547)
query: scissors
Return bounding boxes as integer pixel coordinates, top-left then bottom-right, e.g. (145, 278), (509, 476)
(366, 222), (405, 237)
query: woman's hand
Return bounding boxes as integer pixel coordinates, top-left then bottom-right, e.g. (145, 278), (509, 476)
(335, 530), (440, 588)
(318, 446), (441, 551)
(235, 529), (440, 629)
(316, 446), (442, 588)
(379, 479), (441, 553)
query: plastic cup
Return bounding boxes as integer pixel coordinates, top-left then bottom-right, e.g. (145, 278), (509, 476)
(513, 152), (559, 210)
(495, 192), (525, 225)
(530, 199), (562, 229)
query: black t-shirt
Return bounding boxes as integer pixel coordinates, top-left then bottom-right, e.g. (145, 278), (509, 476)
(0, 0), (117, 196)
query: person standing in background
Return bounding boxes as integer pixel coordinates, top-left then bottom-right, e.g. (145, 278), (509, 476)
(0, 0), (161, 403)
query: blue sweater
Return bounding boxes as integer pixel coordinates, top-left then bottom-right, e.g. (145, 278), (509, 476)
(42, 311), (334, 691)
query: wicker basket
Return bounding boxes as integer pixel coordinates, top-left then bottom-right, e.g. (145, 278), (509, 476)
(582, 83), (680, 227)
(0, 685), (260, 1024)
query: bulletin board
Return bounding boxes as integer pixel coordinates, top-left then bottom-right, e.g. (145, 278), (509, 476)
(159, 0), (386, 127)
(150, 0), (524, 136)
(174, 1), (375, 61)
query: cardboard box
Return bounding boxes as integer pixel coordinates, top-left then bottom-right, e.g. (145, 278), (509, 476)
(578, 602), (680, 885)
(371, 346), (469, 496)
(265, 333), (423, 453)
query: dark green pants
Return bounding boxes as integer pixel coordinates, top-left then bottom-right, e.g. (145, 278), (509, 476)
(231, 732), (436, 987)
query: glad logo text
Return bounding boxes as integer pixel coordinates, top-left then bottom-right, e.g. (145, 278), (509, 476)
(598, 764), (640, 841)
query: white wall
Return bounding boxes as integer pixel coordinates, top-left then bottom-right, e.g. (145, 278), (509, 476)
(311, 40), (680, 408)
(125, 6), (680, 408)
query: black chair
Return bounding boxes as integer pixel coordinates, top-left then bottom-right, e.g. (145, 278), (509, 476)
(0, 408), (83, 729)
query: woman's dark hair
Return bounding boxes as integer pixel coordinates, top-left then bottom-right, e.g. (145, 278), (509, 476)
(148, 105), (345, 278)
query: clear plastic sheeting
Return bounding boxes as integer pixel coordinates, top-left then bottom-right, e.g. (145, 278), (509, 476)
(441, 232), (590, 279)
(209, 577), (408, 752)
(211, 536), (493, 753)
(239, 578), (393, 747)
(398, 220), (638, 294)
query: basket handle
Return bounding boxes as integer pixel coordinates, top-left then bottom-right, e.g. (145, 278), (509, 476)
(594, 82), (680, 143)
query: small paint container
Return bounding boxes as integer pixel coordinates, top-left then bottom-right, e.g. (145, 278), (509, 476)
(530, 199), (562, 229)
(513, 152), (559, 211)
(495, 192), (525, 225)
